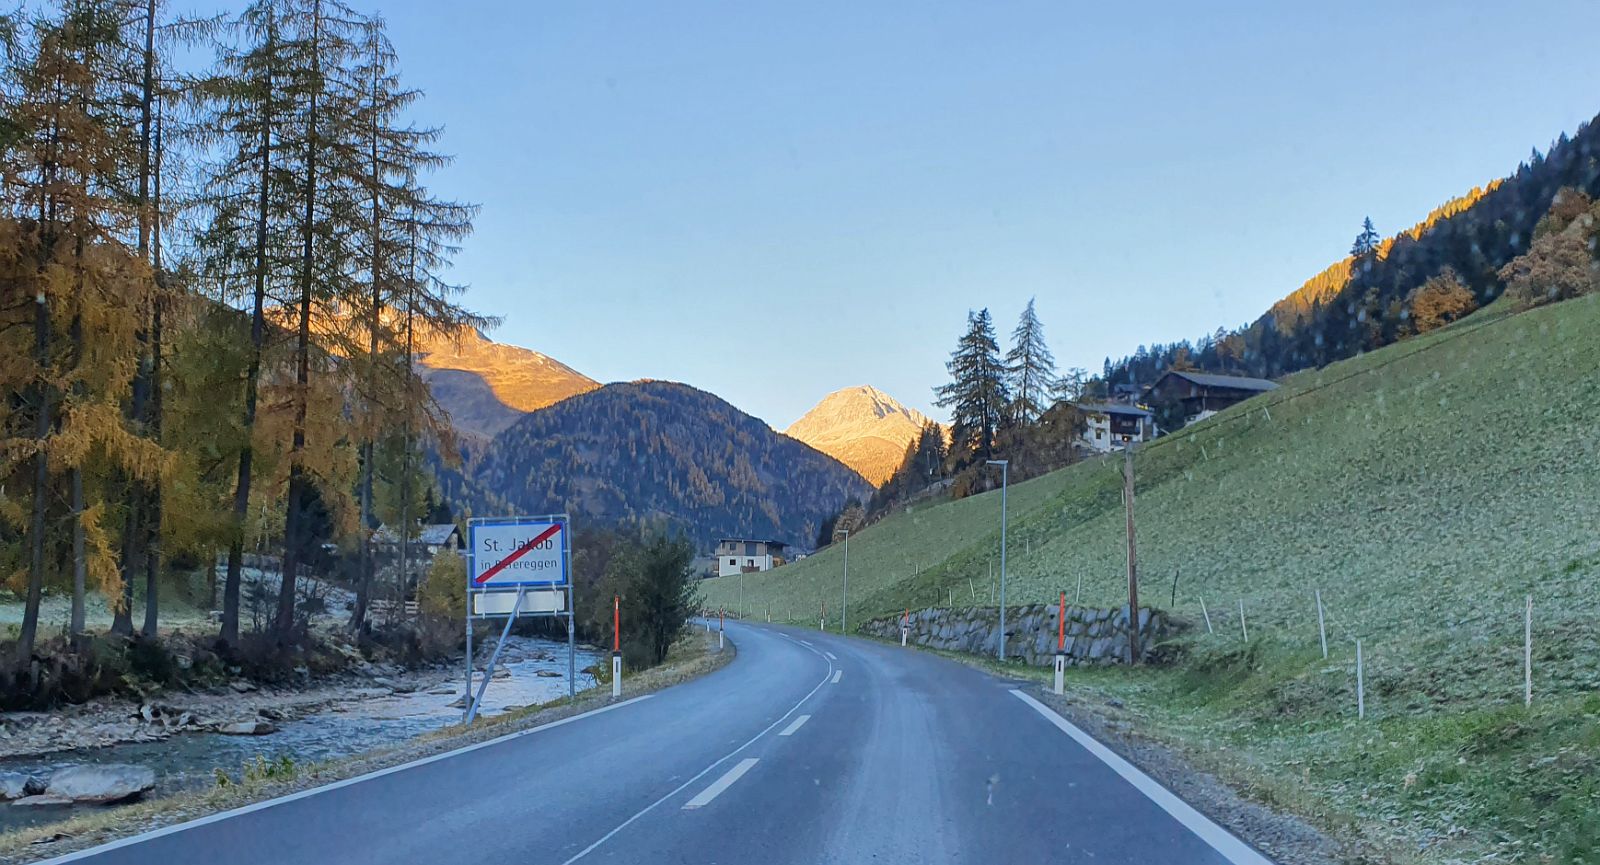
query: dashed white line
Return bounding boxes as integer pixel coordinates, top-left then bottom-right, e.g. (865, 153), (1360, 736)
(800, 640), (814, 647)
(682, 758), (759, 810)
(778, 714), (811, 736)
(824, 651), (837, 660)
(558, 650), (834, 864)
(1010, 691), (1274, 865)
(831, 670), (843, 684)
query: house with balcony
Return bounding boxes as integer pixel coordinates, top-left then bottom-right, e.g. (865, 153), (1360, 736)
(1142, 370), (1278, 427)
(1074, 401), (1155, 452)
(714, 538), (788, 577)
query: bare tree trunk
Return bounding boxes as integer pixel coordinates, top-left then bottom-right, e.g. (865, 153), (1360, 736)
(18, 293), (52, 668)
(277, 0), (323, 637)
(142, 94), (166, 640)
(136, 0), (161, 641)
(351, 50), (382, 634)
(223, 45), (275, 648)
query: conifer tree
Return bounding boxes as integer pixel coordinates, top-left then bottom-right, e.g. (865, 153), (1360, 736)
(933, 309), (1010, 467)
(1004, 297), (1057, 425)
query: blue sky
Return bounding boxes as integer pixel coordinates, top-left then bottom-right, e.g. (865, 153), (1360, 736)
(221, 1), (1600, 426)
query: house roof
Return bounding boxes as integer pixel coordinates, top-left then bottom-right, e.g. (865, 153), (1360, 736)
(1074, 401), (1154, 417)
(1151, 370), (1278, 393)
(717, 538), (788, 549)
(373, 523), (460, 545)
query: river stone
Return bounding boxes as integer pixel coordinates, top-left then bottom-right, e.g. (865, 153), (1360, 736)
(218, 720), (277, 736)
(11, 794), (73, 807)
(535, 670), (561, 678)
(0, 772), (43, 799)
(45, 765), (155, 803)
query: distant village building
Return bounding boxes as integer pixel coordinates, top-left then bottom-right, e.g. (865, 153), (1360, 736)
(373, 523), (464, 559)
(1143, 370), (1278, 427)
(715, 538), (788, 577)
(1074, 401), (1155, 452)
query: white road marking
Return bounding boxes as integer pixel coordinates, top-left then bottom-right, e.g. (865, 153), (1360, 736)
(824, 651), (837, 660)
(800, 640), (814, 647)
(1010, 691), (1275, 865)
(681, 758), (759, 810)
(778, 714), (811, 736)
(36, 695), (658, 865)
(560, 654), (835, 864)
(831, 670), (843, 683)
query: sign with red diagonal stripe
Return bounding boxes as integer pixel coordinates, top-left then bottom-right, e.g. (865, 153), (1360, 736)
(469, 519), (568, 587)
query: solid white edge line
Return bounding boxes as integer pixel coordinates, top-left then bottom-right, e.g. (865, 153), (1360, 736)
(831, 670), (843, 683)
(777, 714), (811, 736)
(36, 694), (657, 865)
(681, 758), (759, 810)
(1009, 691), (1275, 865)
(558, 636), (834, 864)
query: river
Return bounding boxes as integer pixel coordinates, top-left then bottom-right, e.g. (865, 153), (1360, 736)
(0, 636), (601, 835)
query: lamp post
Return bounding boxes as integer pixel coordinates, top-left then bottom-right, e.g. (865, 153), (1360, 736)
(986, 459), (1009, 661)
(841, 529), (849, 635)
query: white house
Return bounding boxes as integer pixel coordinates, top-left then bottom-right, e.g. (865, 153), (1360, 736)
(714, 538), (788, 577)
(1074, 401), (1155, 453)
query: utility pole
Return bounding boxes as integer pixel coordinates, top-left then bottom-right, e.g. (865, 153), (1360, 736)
(986, 460), (1009, 662)
(841, 529), (850, 635)
(1124, 447), (1140, 664)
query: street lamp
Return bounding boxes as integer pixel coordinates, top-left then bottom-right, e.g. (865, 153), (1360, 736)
(841, 528), (849, 635)
(986, 459), (1009, 661)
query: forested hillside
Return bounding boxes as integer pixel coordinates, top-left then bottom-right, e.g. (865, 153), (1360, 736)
(469, 381), (871, 549)
(1099, 112), (1600, 390)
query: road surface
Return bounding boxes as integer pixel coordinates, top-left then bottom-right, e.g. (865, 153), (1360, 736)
(42, 622), (1272, 865)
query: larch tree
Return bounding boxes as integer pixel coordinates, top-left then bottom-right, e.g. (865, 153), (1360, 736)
(196, 0), (299, 648)
(1004, 297), (1057, 425)
(346, 16), (482, 633)
(1, 0), (163, 664)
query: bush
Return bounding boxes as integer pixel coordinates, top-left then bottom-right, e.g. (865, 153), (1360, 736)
(418, 552), (465, 623)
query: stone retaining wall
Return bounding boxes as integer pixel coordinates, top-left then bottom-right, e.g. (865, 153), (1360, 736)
(860, 604), (1178, 666)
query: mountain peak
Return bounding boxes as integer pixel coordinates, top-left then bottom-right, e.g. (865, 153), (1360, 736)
(785, 386), (934, 486)
(414, 323), (599, 439)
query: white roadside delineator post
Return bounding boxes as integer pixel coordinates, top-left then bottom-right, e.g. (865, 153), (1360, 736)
(1054, 592), (1067, 695)
(719, 607), (725, 651)
(611, 595), (622, 700)
(901, 609), (909, 647)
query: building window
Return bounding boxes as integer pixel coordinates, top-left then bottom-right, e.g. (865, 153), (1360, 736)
(729, 558), (737, 566)
(1096, 429), (1104, 439)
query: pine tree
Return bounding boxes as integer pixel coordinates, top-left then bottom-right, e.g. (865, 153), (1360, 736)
(1004, 297), (1057, 425)
(933, 309), (1010, 467)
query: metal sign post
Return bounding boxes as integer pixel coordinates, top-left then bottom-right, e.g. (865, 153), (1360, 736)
(463, 514), (573, 725)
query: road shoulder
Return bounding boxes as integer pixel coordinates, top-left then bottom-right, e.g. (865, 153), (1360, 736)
(853, 635), (1383, 865)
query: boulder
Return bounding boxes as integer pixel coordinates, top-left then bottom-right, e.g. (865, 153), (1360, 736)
(217, 720), (277, 736)
(228, 680), (257, 694)
(45, 765), (156, 804)
(0, 772), (43, 800)
(534, 670), (561, 678)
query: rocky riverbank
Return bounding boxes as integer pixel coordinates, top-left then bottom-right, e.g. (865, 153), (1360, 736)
(0, 655), (453, 762)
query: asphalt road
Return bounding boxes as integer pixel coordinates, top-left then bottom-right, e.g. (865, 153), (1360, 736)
(42, 622), (1273, 865)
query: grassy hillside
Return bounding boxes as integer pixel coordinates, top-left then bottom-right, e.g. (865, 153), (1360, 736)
(704, 294), (1600, 862)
